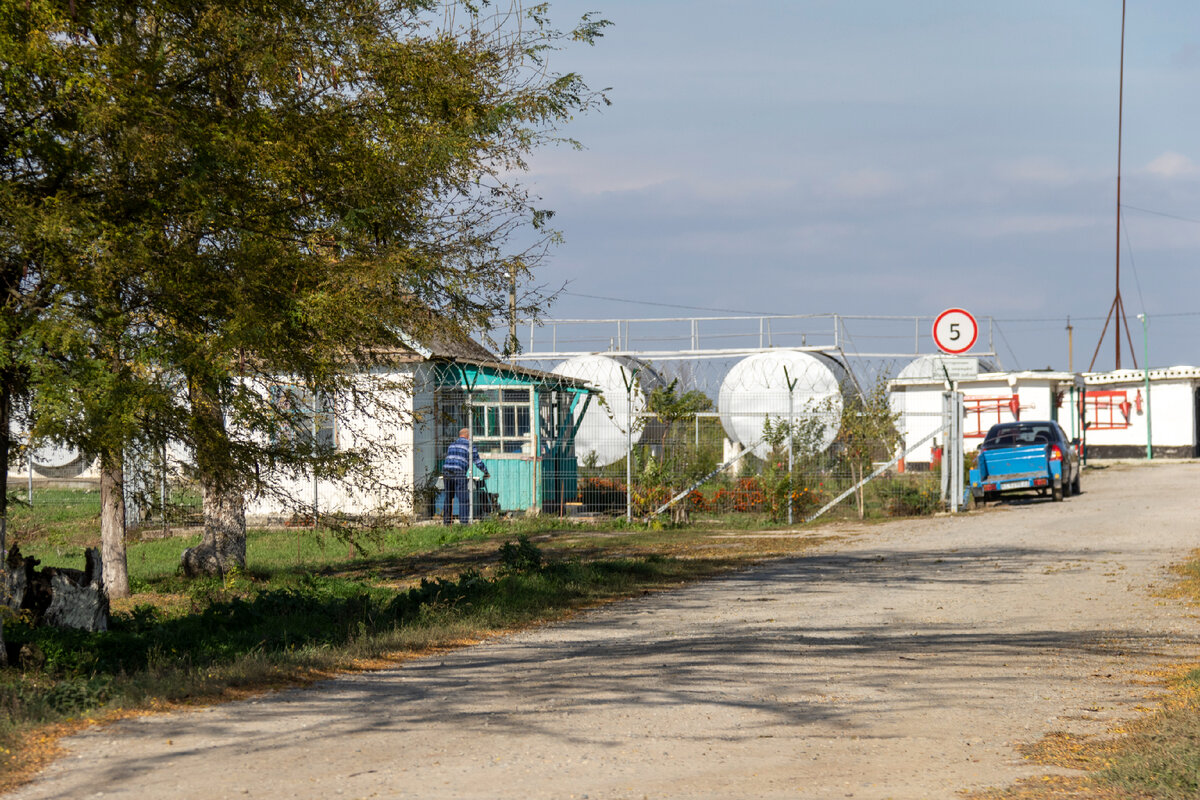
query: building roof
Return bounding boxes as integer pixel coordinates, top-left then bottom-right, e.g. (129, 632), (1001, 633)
(393, 321), (592, 390)
(1084, 366), (1200, 385)
(889, 369), (1082, 388)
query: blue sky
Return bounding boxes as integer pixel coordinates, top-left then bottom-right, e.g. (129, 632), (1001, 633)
(518, 1), (1200, 371)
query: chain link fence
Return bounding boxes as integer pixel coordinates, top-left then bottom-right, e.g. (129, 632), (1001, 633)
(566, 406), (950, 524)
(11, 351), (966, 527)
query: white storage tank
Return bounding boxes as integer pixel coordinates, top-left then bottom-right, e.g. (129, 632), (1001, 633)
(30, 441), (90, 479)
(718, 350), (846, 459)
(552, 355), (662, 466)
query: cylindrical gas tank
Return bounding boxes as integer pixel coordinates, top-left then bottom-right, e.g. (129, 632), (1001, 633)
(552, 355), (662, 466)
(718, 350), (846, 459)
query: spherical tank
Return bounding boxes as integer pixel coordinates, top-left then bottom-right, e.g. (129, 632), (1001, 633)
(552, 355), (661, 467)
(718, 350), (845, 459)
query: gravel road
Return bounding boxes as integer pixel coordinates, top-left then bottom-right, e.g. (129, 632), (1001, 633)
(10, 461), (1200, 800)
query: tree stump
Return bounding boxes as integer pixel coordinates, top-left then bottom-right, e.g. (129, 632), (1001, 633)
(4, 546), (110, 632)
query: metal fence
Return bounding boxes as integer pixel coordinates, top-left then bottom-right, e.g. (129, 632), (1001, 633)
(559, 407), (952, 524)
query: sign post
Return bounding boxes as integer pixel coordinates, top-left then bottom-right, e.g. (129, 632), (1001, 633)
(932, 308), (979, 355)
(933, 308), (975, 513)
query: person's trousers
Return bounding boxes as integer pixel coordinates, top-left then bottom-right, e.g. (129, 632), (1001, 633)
(443, 473), (470, 524)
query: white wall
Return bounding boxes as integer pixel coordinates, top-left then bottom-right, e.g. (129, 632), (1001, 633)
(1082, 370), (1198, 453)
(889, 372), (1081, 465)
(244, 366), (421, 521)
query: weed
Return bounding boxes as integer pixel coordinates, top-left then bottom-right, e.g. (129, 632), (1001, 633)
(498, 535), (544, 575)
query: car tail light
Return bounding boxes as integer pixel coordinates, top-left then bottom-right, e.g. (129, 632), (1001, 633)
(1048, 445), (1063, 462)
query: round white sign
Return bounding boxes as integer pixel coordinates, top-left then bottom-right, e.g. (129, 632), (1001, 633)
(932, 308), (978, 355)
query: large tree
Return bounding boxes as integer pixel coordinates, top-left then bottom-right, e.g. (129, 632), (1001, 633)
(3, 1), (608, 579)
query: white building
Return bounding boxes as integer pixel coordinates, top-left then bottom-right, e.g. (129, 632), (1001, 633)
(888, 366), (1084, 469)
(1080, 367), (1200, 459)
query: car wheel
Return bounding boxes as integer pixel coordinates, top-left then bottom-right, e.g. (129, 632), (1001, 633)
(1071, 471), (1081, 495)
(1052, 482), (1064, 502)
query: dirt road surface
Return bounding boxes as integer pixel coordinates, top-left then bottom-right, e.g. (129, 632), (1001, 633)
(10, 462), (1200, 800)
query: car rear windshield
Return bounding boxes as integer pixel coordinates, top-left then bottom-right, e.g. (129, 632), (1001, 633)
(980, 424), (1058, 449)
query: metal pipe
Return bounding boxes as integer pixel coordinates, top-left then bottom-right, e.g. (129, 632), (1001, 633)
(784, 365), (798, 525)
(626, 381), (633, 522)
(620, 366), (639, 522)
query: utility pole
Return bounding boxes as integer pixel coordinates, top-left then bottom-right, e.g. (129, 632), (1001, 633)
(1089, 0), (1138, 372)
(1066, 316), (1073, 373)
(505, 259), (522, 360)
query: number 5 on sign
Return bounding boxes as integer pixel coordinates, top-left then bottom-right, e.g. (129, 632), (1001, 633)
(933, 308), (978, 355)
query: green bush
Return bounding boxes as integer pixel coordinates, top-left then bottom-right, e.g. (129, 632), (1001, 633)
(498, 535), (544, 575)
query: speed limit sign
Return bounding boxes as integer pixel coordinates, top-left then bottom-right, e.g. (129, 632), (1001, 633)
(932, 308), (978, 354)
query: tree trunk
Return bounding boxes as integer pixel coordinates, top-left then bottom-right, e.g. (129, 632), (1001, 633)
(100, 450), (131, 598)
(4, 546), (109, 633)
(181, 477), (246, 578)
(0, 381), (12, 665)
(181, 373), (247, 578)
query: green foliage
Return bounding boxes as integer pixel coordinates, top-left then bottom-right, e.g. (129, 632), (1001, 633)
(834, 382), (900, 519)
(2, 0), (610, 579)
(646, 379), (712, 436)
(497, 535), (544, 575)
(886, 477), (941, 517)
(0, 535), (717, 765)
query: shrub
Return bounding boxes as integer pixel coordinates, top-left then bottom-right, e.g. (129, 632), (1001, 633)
(498, 535), (544, 575)
(887, 478), (941, 516)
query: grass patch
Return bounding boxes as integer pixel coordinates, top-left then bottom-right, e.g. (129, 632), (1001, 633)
(0, 508), (827, 789)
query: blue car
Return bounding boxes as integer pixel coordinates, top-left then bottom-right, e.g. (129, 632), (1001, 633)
(970, 421), (1082, 504)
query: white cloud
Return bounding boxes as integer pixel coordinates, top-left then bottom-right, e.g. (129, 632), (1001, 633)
(1145, 151), (1199, 179)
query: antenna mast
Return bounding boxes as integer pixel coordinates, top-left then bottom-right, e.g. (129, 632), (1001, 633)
(1089, 0), (1138, 372)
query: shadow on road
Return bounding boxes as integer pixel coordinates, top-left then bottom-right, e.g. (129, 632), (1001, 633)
(82, 542), (1196, 786)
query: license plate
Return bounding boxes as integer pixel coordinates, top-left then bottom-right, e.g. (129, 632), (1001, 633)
(1001, 481), (1027, 490)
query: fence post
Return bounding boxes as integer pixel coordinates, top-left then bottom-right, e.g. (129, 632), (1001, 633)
(941, 392), (951, 507)
(941, 390), (965, 513)
(955, 391), (965, 511)
(784, 366), (799, 525)
(312, 410), (320, 528)
(161, 443), (168, 536)
(620, 366), (640, 523)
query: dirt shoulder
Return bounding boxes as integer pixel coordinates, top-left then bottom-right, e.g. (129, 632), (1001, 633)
(10, 461), (1200, 800)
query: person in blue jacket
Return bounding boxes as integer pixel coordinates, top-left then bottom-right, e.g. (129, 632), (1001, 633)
(442, 428), (488, 524)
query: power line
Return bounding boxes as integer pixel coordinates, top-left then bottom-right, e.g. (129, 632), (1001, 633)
(559, 293), (1200, 324)
(1121, 203), (1200, 225)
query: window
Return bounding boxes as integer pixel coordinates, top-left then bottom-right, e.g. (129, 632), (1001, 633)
(269, 384), (336, 449)
(437, 387), (533, 455)
(980, 423), (1059, 449)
